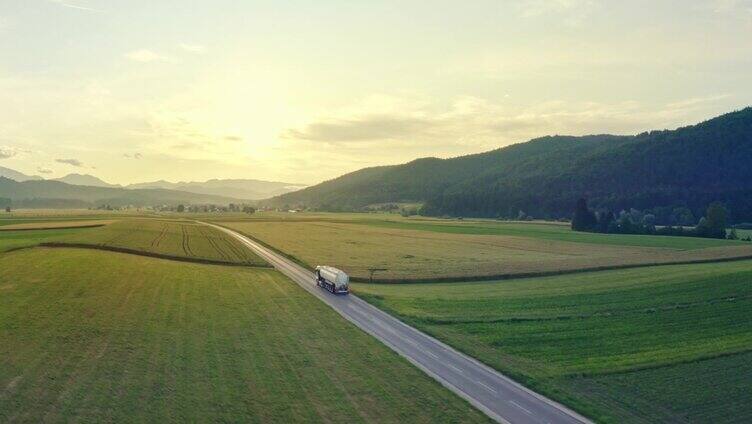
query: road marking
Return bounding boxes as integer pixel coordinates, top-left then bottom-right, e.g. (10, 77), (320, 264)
(477, 380), (498, 393)
(425, 350), (439, 359)
(509, 400), (533, 415)
(446, 363), (465, 375)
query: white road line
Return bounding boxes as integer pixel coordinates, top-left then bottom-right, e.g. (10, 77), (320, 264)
(510, 400), (533, 415)
(477, 380), (498, 393)
(425, 350), (439, 359)
(446, 363), (465, 375)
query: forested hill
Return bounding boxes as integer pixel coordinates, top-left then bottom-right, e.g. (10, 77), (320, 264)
(270, 107), (752, 222)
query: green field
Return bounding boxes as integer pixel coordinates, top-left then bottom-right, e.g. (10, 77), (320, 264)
(0, 227), (96, 252)
(0, 248), (488, 423)
(60, 219), (267, 266)
(353, 261), (752, 423)
(221, 215), (752, 281)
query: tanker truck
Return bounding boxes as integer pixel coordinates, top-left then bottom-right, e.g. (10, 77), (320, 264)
(315, 266), (349, 294)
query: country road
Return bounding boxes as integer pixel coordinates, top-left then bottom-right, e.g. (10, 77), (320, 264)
(207, 223), (592, 424)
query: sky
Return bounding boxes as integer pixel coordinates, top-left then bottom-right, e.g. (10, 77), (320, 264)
(0, 0), (751, 186)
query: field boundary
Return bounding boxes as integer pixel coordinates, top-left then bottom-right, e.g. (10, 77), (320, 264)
(350, 254), (752, 284)
(38, 242), (274, 268)
(206, 223), (752, 283)
(0, 223), (108, 232)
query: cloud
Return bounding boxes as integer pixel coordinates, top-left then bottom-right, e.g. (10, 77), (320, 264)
(516, 0), (598, 27)
(123, 152), (143, 159)
(0, 146), (19, 159)
(224, 136), (243, 142)
(56, 158), (84, 167)
(281, 94), (738, 155)
(283, 115), (432, 142)
(37, 167), (53, 174)
(124, 49), (167, 63)
(517, 0), (596, 16)
(49, 0), (101, 12)
(180, 44), (206, 54)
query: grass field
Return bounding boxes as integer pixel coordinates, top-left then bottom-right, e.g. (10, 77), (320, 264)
(352, 261), (752, 423)
(59, 219), (267, 266)
(0, 227), (97, 252)
(0, 248), (488, 423)
(221, 216), (752, 280)
(0, 220), (114, 230)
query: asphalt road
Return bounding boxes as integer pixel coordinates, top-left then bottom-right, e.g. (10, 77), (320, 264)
(209, 223), (593, 424)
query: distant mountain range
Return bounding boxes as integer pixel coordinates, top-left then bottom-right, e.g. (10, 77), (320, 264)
(127, 179), (306, 200)
(53, 173), (120, 188)
(0, 168), (306, 206)
(0, 166), (43, 182)
(0, 177), (243, 208)
(269, 107), (752, 223)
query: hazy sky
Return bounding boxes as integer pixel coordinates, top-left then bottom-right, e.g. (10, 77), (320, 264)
(1, 0), (751, 185)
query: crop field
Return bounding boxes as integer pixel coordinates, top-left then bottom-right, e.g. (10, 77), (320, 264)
(0, 248), (488, 423)
(60, 219), (267, 266)
(353, 261), (752, 423)
(0, 227), (97, 252)
(221, 217), (752, 280)
(0, 220), (114, 231)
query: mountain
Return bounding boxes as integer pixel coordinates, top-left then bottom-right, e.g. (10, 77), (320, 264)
(127, 179), (306, 200)
(0, 166), (43, 182)
(53, 173), (120, 188)
(269, 107), (752, 222)
(0, 177), (244, 208)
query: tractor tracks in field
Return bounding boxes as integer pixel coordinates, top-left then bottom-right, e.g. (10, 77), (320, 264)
(151, 223), (169, 248)
(180, 224), (195, 257)
(197, 226), (231, 261)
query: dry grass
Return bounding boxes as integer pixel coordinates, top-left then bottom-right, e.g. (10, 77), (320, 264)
(223, 220), (752, 280)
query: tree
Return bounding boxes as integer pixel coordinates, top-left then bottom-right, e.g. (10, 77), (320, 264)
(671, 207), (695, 227)
(242, 206), (256, 214)
(596, 210), (614, 233)
(4, 206), (10, 213)
(727, 228), (738, 240)
(696, 203), (728, 239)
(641, 214), (656, 233)
(571, 198), (597, 231)
(177, 204), (185, 213)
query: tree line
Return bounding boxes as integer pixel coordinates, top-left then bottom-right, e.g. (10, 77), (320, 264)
(571, 198), (745, 240)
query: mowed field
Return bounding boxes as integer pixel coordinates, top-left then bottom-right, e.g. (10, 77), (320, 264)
(220, 215), (752, 280)
(0, 227), (95, 252)
(59, 219), (267, 266)
(353, 261), (752, 423)
(0, 220), (114, 230)
(0, 248), (488, 423)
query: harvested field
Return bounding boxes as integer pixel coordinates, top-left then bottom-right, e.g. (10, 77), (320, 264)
(222, 220), (752, 280)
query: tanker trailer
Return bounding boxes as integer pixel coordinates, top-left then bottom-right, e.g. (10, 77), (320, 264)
(315, 266), (349, 294)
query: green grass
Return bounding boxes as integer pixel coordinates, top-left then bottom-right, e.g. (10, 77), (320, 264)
(214, 212), (743, 249)
(0, 227), (97, 252)
(361, 219), (742, 249)
(0, 248), (489, 423)
(222, 218), (752, 280)
(353, 261), (752, 423)
(60, 219), (267, 266)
